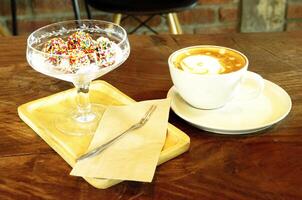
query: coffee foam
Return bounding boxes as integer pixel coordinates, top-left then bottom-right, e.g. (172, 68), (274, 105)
(180, 55), (224, 74)
(173, 46), (246, 74)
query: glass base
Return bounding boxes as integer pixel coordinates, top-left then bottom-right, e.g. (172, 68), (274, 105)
(55, 104), (106, 136)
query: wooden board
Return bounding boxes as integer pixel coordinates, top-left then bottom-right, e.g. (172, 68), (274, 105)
(17, 80), (190, 189)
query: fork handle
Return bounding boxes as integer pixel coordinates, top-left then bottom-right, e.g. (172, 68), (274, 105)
(77, 105), (157, 162)
(77, 124), (138, 161)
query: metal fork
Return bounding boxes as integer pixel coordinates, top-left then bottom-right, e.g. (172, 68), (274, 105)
(77, 105), (157, 161)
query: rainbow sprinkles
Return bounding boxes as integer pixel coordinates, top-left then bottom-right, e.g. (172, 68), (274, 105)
(42, 31), (117, 74)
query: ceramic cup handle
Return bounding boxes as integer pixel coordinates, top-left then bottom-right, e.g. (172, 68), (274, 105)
(233, 71), (264, 102)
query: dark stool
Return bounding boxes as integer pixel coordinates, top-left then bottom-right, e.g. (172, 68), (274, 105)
(10, 0), (17, 35)
(81, 0), (198, 34)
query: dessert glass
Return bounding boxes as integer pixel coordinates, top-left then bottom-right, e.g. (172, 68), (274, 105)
(26, 20), (130, 136)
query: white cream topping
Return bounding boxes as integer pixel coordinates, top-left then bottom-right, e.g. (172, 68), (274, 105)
(180, 55), (224, 74)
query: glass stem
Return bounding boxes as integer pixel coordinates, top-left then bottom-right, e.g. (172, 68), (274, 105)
(73, 81), (95, 123)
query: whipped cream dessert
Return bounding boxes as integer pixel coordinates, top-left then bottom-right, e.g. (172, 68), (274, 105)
(28, 31), (123, 82)
(180, 55), (224, 74)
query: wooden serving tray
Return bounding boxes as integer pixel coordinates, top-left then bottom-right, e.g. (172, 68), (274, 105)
(18, 80), (190, 189)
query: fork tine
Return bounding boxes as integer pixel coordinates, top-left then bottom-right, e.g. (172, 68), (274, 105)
(139, 105), (153, 120)
(141, 105), (157, 124)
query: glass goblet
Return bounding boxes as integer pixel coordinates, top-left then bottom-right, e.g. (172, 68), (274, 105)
(26, 20), (130, 136)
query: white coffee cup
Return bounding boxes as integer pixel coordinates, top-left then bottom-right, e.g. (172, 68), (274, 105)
(168, 45), (263, 109)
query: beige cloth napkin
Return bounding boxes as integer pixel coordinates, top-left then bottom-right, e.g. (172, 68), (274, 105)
(70, 98), (171, 182)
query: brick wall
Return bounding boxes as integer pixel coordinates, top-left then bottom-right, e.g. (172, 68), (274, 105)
(286, 0), (302, 31)
(0, 0), (301, 35)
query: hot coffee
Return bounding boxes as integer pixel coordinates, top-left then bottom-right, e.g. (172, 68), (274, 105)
(168, 45), (263, 109)
(173, 46), (246, 74)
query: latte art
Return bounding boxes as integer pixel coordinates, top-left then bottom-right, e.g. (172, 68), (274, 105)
(173, 46), (246, 74)
(180, 55), (224, 74)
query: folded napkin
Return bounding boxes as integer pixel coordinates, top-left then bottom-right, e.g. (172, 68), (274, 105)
(70, 98), (171, 182)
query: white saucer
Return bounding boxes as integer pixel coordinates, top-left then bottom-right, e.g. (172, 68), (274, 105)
(167, 80), (292, 134)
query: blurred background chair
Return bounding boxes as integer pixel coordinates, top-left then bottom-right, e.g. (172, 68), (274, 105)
(8, 0), (197, 35)
(10, 0), (17, 35)
(74, 0), (197, 34)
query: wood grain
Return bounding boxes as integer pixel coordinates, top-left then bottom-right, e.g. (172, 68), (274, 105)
(1, 32), (302, 199)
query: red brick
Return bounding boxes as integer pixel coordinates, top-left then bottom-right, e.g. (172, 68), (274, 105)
(120, 15), (162, 28)
(0, 0), (11, 16)
(286, 21), (302, 31)
(219, 7), (238, 22)
(7, 18), (74, 35)
(194, 23), (238, 34)
(199, 0), (237, 5)
(31, 0), (73, 14)
(0, 0), (29, 16)
(178, 8), (215, 25)
(287, 3), (302, 19)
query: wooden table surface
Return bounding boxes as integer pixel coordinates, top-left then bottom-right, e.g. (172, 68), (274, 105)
(0, 32), (302, 200)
